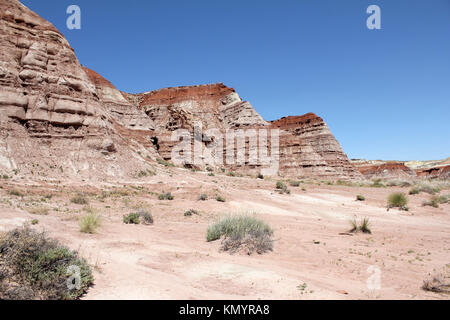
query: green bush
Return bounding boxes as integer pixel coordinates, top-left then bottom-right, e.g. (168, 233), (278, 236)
(123, 209), (153, 225)
(123, 213), (140, 224)
(356, 195), (365, 201)
(216, 196), (226, 202)
(31, 219), (39, 225)
(79, 212), (101, 234)
(276, 181), (290, 194)
(199, 194), (208, 201)
(206, 215), (274, 254)
(387, 192), (408, 208)
(158, 192), (174, 200)
(0, 226), (93, 300)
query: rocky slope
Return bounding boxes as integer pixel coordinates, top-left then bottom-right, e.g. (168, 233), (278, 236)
(351, 159), (450, 180)
(0, 0), (361, 181)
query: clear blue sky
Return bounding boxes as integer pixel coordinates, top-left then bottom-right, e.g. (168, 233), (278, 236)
(21, 0), (450, 161)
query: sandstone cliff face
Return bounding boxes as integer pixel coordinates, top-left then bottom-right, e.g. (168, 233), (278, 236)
(0, 0), (154, 181)
(270, 115), (362, 179)
(0, 0), (362, 181)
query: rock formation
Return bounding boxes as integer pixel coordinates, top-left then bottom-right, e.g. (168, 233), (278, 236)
(351, 161), (416, 180)
(0, 0), (362, 181)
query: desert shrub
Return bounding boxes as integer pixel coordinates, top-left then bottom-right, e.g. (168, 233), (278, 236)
(371, 179), (385, 188)
(409, 183), (439, 195)
(123, 212), (140, 224)
(79, 212), (101, 234)
(184, 209), (198, 217)
(0, 226), (93, 300)
(206, 167), (213, 172)
(27, 207), (49, 215)
(123, 209), (153, 225)
(422, 266), (450, 294)
(70, 194), (89, 205)
(31, 219), (39, 225)
(257, 173), (264, 179)
(386, 180), (412, 187)
(199, 194), (208, 201)
(208, 172), (215, 177)
(216, 195), (226, 202)
(276, 181), (290, 194)
(158, 192), (174, 200)
(387, 192), (408, 209)
(137, 209), (153, 225)
(8, 189), (24, 197)
(356, 195), (365, 201)
(157, 158), (174, 167)
(349, 217), (371, 234)
(289, 180), (301, 187)
(423, 194), (450, 208)
(206, 214), (274, 254)
(227, 171), (236, 177)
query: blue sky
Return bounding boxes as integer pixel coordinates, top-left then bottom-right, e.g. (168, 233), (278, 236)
(21, 0), (450, 161)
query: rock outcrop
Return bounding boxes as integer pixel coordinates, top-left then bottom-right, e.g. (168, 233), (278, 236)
(0, 0), (362, 181)
(0, 0), (155, 181)
(352, 161), (416, 180)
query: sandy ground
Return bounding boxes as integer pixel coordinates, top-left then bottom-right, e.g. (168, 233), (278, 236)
(0, 167), (449, 300)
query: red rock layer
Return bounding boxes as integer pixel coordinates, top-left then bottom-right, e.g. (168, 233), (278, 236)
(416, 165), (450, 180)
(355, 162), (416, 179)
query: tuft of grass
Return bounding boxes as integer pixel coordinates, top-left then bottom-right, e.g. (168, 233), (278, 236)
(423, 194), (450, 208)
(184, 209), (198, 217)
(158, 192), (174, 200)
(409, 183), (440, 195)
(0, 226), (93, 300)
(31, 219), (39, 225)
(216, 195), (226, 202)
(8, 189), (24, 197)
(123, 209), (153, 225)
(289, 180), (301, 187)
(70, 194), (89, 205)
(79, 212), (101, 234)
(198, 193), (208, 201)
(387, 192), (408, 209)
(349, 217), (372, 234)
(206, 214), (274, 254)
(371, 179), (385, 188)
(276, 181), (290, 194)
(123, 212), (140, 224)
(157, 158), (174, 167)
(356, 195), (365, 201)
(422, 266), (450, 294)
(27, 207), (49, 216)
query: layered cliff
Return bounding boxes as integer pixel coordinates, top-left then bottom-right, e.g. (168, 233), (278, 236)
(0, 0), (155, 181)
(0, 0), (362, 181)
